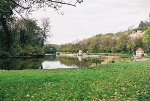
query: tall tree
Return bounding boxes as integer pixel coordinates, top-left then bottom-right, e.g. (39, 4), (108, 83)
(41, 18), (51, 46)
(12, 18), (42, 46)
(0, 0), (83, 50)
(0, 0), (16, 49)
(116, 34), (129, 53)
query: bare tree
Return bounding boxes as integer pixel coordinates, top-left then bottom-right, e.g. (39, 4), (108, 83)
(41, 17), (52, 45)
(72, 39), (79, 52)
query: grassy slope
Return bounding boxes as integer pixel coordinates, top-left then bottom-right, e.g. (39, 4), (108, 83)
(0, 61), (150, 101)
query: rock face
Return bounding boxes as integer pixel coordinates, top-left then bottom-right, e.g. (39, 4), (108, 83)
(129, 30), (145, 39)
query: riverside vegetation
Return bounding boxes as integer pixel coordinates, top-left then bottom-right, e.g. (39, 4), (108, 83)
(0, 61), (150, 101)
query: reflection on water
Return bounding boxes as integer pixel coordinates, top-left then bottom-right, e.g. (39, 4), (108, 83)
(0, 58), (44, 70)
(0, 55), (104, 70)
(77, 56), (83, 62)
(41, 61), (77, 69)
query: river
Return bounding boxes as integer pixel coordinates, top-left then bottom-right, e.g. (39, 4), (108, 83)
(0, 55), (105, 70)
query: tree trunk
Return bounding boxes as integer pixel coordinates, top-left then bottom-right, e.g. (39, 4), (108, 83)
(0, 15), (12, 50)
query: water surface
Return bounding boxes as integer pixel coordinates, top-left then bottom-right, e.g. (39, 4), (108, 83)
(0, 55), (104, 70)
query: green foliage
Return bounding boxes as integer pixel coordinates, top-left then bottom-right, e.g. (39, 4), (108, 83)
(137, 21), (149, 31)
(120, 53), (132, 58)
(10, 41), (22, 56)
(0, 0), (75, 57)
(0, 61), (150, 100)
(115, 31), (125, 36)
(24, 44), (34, 56)
(44, 44), (58, 54)
(0, 0), (16, 21)
(143, 27), (150, 43)
(13, 19), (43, 46)
(143, 27), (150, 52)
(116, 34), (128, 53)
(0, 18), (45, 57)
(0, 50), (10, 57)
(60, 20), (150, 54)
(34, 46), (44, 55)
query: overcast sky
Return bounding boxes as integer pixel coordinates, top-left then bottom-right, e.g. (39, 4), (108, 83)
(30, 0), (150, 45)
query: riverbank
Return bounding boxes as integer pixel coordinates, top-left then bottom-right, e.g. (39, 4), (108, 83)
(0, 61), (150, 100)
(0, 55), (44, 58)
(60, 52), (150, 62)
(59, 52), (121, 58)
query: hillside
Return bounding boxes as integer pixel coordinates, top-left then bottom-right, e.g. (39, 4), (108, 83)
(59, 20), (150, 53)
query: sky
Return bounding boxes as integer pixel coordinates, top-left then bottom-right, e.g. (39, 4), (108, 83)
(30, 0), (150, 45)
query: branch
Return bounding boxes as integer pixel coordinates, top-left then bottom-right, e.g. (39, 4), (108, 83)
(13, 9), (28, 21)
(47, 0), (76, 7)
(9, 0), (30, 9)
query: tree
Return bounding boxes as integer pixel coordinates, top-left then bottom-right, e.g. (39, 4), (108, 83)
(99, 35), (113, 53)
(41, 18), (51, 46)
(7, 18), (46, 56)
(12, 18), (42, 46)
(0, 0), (16, 49)
(0, 0), (83, 50)
(44, 44), (58, 54)
(72, 39), (79, 53)
(143, 27), (150, 52)
(116, 34), (129, 53)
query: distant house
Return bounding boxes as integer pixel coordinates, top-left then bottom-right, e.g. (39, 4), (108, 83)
(77, 50), (83, 56)
(136, 47), (144, 57)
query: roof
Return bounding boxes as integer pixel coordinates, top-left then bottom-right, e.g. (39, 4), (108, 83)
(136, 47), (144, 52)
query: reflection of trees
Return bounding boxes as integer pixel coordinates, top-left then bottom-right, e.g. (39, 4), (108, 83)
(0, 58), (44, 70)
(0, 56), (104, 70)
(44, 55), (57, 61)
(88, 58), (104, 66)
(58, 57), (103, 67)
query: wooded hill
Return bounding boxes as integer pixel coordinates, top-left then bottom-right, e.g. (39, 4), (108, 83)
(59, 20), (150, 53)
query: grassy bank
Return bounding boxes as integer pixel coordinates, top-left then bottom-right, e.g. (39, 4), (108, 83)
(0, 61), (150, 101)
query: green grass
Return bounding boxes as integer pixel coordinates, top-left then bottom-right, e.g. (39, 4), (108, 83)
(0, 61), (150, 101)
(120, 53), (132, 58)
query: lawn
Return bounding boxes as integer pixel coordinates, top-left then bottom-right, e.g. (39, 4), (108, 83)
(0, 61), (150, 101)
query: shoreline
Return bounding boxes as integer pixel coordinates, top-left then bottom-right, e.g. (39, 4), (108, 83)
(0, 55), (44, 58)
(59, 53), (120, 58)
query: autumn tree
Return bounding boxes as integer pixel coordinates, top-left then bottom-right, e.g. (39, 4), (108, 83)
(116, 34), (129, 53)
